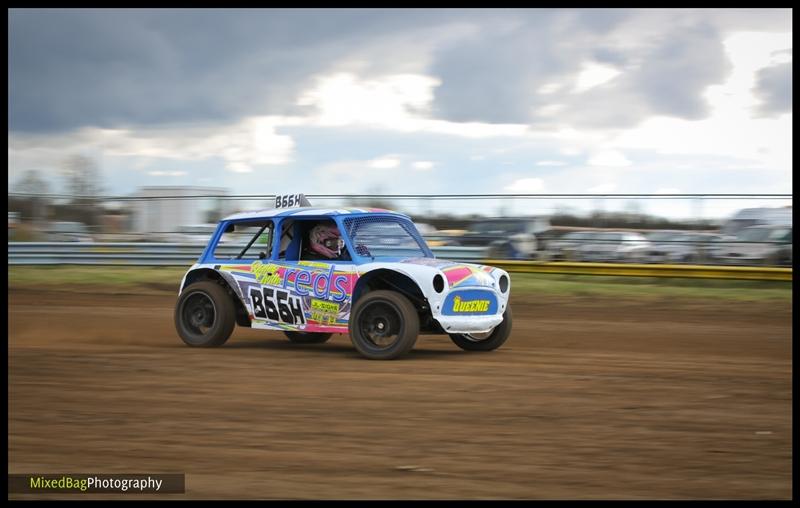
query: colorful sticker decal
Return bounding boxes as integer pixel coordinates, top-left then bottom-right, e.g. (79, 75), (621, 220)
(220, 260), (357, 332)
(398, 258), (496, 288)
(399, 257), (457, 268)
(310, 299), (340, 325)
(250, 286), (306, 325)
(451, 295), (491, 313)
(441, 289), (498, 316)
(441, 264), (495, 288)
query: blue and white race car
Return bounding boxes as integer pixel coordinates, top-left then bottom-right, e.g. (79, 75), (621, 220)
(174, 194), (512, 360)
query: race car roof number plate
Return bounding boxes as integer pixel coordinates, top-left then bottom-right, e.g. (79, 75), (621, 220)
(275, 193), (311, 208)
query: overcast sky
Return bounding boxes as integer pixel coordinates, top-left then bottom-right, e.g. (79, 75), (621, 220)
(7, 8), (792, 218)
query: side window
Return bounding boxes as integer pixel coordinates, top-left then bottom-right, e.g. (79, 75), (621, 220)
(213, 221), (274, 260)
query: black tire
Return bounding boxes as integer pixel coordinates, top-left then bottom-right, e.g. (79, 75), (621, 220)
(349, 290), (419, 360)
(175, 281), (236, 347)
(763, 251), (784, 267)
(449, 305), (513, 352)
(284, 331), (333, 344)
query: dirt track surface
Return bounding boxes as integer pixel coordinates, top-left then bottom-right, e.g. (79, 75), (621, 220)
(8, 287), (792, 499)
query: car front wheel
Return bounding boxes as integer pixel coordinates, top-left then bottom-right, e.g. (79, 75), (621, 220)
(449, 305), (513, 352)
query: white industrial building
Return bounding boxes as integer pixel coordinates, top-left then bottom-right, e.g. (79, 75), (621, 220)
(131, 186), (231, 234)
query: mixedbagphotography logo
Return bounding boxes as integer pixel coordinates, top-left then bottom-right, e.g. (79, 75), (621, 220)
(8, 474), (185, 494)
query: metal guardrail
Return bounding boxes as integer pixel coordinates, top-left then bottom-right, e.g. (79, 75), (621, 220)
(486, 260), (792, 281)
(8, 243), (792, 281)
(7, 243), (489, 265)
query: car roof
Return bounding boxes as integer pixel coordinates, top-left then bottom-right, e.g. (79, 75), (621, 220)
(222, 206), (410, 221)
(742, 224), (792, 230)
(473, 217), (536, 222)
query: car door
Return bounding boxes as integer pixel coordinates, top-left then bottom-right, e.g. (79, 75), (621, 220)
(263, 217), (355, 333)
(208, 219), (308, 330)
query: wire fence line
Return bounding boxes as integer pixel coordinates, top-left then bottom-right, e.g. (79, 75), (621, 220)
(6, 192), (793, 201)
(8, 192), (792, 224)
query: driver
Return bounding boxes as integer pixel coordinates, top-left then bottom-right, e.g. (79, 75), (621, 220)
(304, 223), (349, 260)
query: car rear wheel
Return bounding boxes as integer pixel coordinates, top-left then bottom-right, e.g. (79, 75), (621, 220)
(284, 331), (333, 344)
(175, 281), (236, 347)
(349, 290), (419, 360)
(449, 305), (513, 352)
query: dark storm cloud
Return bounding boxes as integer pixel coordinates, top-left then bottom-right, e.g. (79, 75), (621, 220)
(753, 62), (792, 117)
(573, 8), (630, 33)
(8, 8), (455, 133)
(552, 24), (730, 130)
(634, 23), (729, 119)
(432, 14), (733, 129)
(430, 31), (564, 123)
(592, 48), (629, 66)
(8, 8), (790, 134)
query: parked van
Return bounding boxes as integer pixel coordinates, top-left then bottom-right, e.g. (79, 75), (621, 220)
(720, 207), (792, 236)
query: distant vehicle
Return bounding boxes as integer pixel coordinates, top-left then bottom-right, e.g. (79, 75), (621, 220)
(415, 222), (450, 247)
(721, 207), (792, 236)
(545, 230), (600, 261)
(574, 231), (650, 262)
(711, 225), (792, 266)
(643, 231), (726, 264)
(169, 224), (221, 244)
(459, 217), (551, 260)
(415, 222), (460, 247)
(8, 211), (20, 241)
(46, 221), (93, 242)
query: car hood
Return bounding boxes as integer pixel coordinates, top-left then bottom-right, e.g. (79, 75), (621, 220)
(408, 257), (501, 289)
(360, 257), (500, 289)
(651, 243), (693, 253)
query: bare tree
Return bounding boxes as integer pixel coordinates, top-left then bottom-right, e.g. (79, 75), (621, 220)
(13, 170), (51, 223)
(15, 169), (50, 195)
(348, 185), (397, 211)
(60, 154), (105, 227)
(62, 154), (103, 199)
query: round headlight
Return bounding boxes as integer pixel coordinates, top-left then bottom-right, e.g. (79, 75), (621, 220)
(498, 275), (509, 293)
(433, 274), (445, 293)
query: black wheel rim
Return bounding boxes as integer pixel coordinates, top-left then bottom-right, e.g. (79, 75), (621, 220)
(182, 292), (216, 336)
(358, 301), (402, 350)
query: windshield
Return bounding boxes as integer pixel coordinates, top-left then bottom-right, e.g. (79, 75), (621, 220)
(723, 219), (760, 235)
(343, 217), (432, 259)
(737, 228), (773, 242)
(648, 232), (678, 242)
(594, 232), (624, 244)
(51, 222), (88, 234)
(472, 221), (526, 234)
(563, 231), (594, 241)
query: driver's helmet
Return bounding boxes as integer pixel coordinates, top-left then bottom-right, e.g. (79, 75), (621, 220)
(309, 223), (344, 259)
